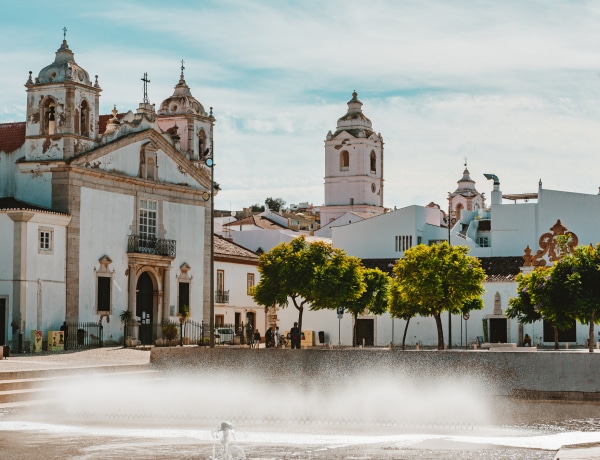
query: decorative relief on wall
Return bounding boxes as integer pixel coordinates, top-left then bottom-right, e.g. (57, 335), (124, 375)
(522, 219), (578, 267)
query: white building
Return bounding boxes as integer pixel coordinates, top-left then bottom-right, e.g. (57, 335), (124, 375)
(0, 37), (214, 348)
(213, 234), (264, 339)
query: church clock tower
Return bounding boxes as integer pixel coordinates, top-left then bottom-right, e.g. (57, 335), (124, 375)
(320, 91), (385, 225)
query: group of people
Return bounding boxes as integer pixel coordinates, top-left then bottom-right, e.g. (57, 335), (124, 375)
(257, 322), (302, 349)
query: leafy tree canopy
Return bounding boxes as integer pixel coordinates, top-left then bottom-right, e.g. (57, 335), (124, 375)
(389, 242), (485, 350)
(250, 203), (265, 212)
(265, 197), (286, 212)
(253, 236), (365, 331)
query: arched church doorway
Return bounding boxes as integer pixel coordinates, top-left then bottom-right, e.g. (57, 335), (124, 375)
(136, 272), (155, 345)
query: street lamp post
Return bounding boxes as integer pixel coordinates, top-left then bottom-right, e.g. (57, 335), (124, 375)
(447, 192), (453, 350)
(205, 108), (216, 348)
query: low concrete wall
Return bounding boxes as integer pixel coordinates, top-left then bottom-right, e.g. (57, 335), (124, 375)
(150, 347), (600, 400)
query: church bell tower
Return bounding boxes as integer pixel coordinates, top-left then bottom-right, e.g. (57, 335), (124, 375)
(24, 30), (101, 160)
(320, 91), (385, 225)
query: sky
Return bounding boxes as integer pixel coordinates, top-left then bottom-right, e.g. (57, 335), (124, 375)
(2, 0), (600, 212)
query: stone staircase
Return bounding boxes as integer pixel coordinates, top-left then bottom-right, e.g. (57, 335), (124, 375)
(0, 364), (153, 409)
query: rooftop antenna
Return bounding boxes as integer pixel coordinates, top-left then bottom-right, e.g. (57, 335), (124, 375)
(141, 72), (150, 104)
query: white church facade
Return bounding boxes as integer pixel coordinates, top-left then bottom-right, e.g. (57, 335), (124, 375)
(0, 37), (214, 349)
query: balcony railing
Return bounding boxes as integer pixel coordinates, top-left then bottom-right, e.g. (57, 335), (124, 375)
(127, 235), (176, 258)
(215, 290), (229, 303)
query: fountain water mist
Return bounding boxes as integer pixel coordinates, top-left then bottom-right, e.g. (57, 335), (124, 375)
(1, 355), (600, 459)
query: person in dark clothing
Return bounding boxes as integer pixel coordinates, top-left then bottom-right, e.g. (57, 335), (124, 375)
(265, 327), (273, 348)
(253, 329), (260, 348)
(290, 322), (301, 349)
(60, 321), (68, 350)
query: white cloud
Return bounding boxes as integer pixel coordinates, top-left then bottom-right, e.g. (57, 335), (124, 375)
(3, 0), (600, 211)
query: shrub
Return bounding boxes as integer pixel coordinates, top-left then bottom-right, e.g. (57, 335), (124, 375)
(162, 322), (178, 342)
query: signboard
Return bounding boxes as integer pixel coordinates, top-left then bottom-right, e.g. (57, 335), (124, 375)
(31, 330), (42, 353)
(463, 313), (470, 321)
(337, 307), (344, 319)
(47, 331), (64, 352)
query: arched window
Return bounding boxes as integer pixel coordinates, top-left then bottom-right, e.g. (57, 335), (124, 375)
(340, 150), (349, 171)
(198, 130), (207, 157)
(455, 203), (464, 220)
(80, 100), (89, 137)
(370, 151), (377, 173)
(42, 98), (56, 135)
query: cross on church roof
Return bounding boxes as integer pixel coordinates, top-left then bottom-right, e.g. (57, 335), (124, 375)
(141, 72), (150, 104)
(63, 27), (67, 40)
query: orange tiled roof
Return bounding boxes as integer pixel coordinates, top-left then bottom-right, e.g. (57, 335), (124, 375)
(0, 197), (69, 215)
(0, 122), (26, 153)
(224, 214), (288, 230)
(214, 234), (259, 262)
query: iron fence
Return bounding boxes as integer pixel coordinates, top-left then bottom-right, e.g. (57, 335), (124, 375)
(65, 321), (104, 350)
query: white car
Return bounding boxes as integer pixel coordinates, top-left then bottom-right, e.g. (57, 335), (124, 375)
(215, 328), (235, 344)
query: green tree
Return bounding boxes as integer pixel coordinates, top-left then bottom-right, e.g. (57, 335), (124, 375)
(508, 266), (575, 349)
(250, 203), (265, 212)
(557, 244), (600, 352)
(253, 236), (365, 336)
(388, 277), (422, 350)
(265, 197), (286, 212)
(389, 242), (486, 350)
(335, 267), (390, 347)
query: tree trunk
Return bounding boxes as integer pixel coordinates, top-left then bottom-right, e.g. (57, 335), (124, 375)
(589, 310), (596, 353)
(353, 313), (358, 347)
(402, 317), (411, 351)
(434, 313), (445, 350)
(554, 326), (559, 350)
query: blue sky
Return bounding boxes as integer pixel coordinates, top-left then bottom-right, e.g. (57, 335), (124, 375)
(2, 1), (600, 212)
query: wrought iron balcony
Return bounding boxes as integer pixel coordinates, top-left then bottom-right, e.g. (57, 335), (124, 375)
(215, 290), (229, 303)
(127, 235), (176, 258)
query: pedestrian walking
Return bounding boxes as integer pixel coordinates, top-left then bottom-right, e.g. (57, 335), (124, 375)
(290, 322), (301, 349)
(253, 329), (261, 348)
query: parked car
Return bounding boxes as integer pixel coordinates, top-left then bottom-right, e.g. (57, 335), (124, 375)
(215, 328), (235, 344)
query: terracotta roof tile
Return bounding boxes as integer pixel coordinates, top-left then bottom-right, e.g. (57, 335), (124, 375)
(0, 196), (68, 215)
(214, 234), (259, 261)
(0, 122), (26, 153)
(224, 215), (287, 230)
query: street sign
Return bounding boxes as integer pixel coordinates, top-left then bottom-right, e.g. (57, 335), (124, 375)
(463, 313), (470, 321)
(337, 307), (344, 319)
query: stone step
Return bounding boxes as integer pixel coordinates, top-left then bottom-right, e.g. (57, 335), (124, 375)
(0, 364), (155, 408)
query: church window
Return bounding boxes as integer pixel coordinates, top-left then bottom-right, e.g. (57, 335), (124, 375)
(38, 227), (53, 254)
(42, 99), (57, 135)
(140, 143), (158, 181)
(80, 100), (89, 137)
(340, 151), (349, 171)
(139, 199), (157, 241)
(199, 129), (207, 157)
(96, 255), (113, 313)
(178, 281), (190, 315)
(370, 151), (376, 173)
(97, 277), (111, 313)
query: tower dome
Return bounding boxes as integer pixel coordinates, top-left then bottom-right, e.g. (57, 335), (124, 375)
(333, 91), (373, 138)
(37, 39), (91, 86)
(158, 64), (206, 116)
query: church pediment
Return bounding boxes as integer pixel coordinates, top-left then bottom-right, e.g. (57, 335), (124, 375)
(68, 129), (211, 189)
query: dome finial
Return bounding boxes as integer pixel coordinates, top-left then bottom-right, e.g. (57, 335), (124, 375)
(63, 26), (67, 41)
